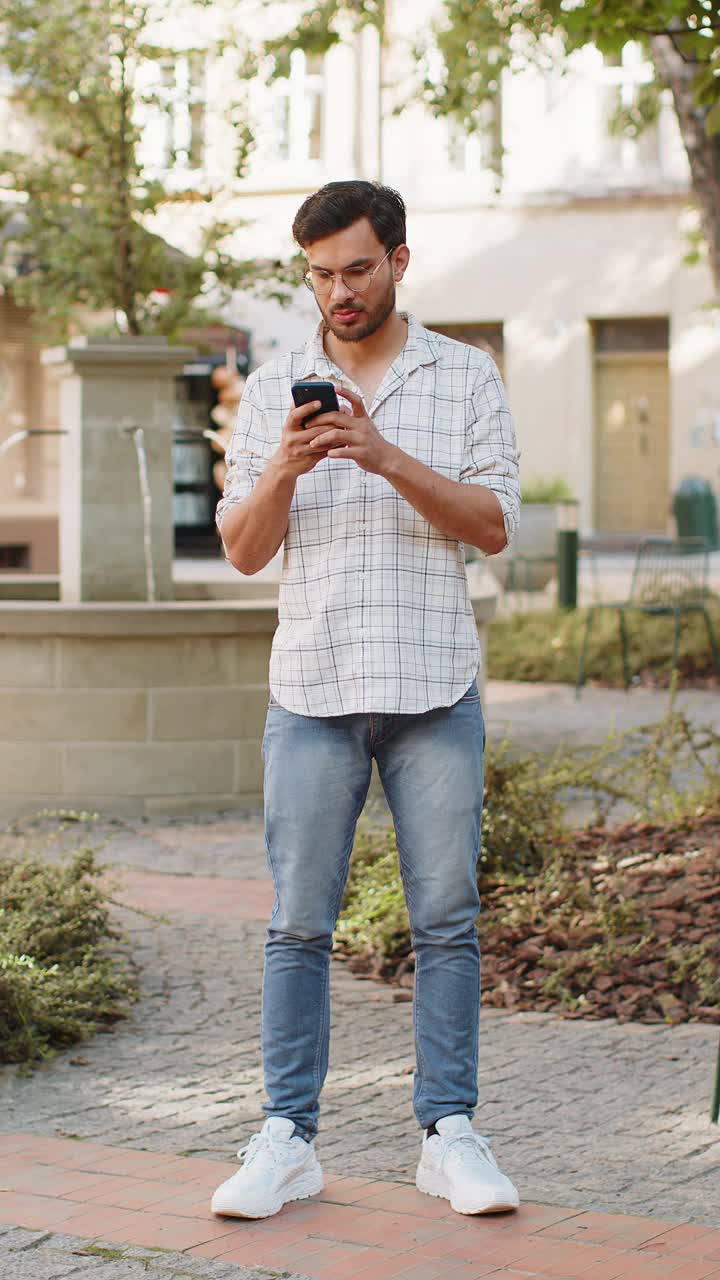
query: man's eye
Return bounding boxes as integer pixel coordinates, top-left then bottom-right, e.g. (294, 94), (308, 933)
(345, 268), (368, 279)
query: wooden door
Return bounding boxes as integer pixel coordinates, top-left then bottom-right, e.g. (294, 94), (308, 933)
(593, 352), (670, 534)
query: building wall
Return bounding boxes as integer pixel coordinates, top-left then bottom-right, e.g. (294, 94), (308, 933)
(2, 3), (719, 548)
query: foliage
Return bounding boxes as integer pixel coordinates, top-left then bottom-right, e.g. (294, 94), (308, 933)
(260, 0), (386, 80)
(259, 0), (720, 292)
(0, 0), (299, 339)
(414, 2), (720, 131)
(336, 701), (720, 1022)
(520, 475), (575, 503)
(0, 848), (136, 1064)
(487, 600), (720, 687)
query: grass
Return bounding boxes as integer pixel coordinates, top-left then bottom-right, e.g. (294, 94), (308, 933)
(487, 599), (720, 687)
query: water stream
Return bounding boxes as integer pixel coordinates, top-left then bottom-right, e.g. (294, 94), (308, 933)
(124, 425), (156, 603)
(0, 428), (67, 459)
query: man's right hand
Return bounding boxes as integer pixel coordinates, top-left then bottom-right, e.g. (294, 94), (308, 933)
(271, 402), (337, 478)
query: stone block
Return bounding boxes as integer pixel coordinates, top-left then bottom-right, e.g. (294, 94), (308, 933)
(0, 742), (63, 794)
(150, 686), (268, 741)
(232, 634), (273, 684)
(63, 743), (234, 796)
(58, 637), (237, 688)
(0, 690), (147, 741)
(0, 637), (56, 687)
(234, 739), (265, 794)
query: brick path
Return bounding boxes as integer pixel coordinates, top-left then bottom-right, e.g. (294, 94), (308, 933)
(2, 1133), (720, 1280)
(1, 678), (720, 1275)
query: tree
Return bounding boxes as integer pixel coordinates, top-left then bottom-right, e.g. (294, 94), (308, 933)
(260, 0), (720, 298)
(0, 0), (297, 339)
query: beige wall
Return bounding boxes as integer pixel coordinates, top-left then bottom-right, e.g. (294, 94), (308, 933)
(0, 580), (497, 819)
(0, 601), (276, 818)
(401, 198), (720, 533)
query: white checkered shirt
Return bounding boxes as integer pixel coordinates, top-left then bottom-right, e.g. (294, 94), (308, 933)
(216, 312), (520, 716)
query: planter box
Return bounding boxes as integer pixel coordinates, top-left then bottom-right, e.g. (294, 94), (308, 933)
(487, 502), (559, 592)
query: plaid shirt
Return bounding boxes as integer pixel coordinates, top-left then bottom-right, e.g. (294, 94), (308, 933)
(216, 313), (520, 716)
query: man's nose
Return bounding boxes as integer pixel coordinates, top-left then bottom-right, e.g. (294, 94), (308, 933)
(329, 274), (354, 301)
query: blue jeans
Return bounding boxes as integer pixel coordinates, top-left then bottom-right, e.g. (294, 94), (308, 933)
(260, 680), (485, 1141)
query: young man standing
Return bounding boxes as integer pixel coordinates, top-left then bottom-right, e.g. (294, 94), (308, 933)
(212, 181), (521, 1221)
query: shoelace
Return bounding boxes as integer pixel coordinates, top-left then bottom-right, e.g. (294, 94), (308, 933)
(236, 1133), (297, 1169)
(442, 1132), (499, 1169)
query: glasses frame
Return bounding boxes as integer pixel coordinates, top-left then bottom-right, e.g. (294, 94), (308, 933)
(303, 246), (395, 296)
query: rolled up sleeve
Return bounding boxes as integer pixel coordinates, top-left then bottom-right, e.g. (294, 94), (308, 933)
(215, 371), (273, 556)
(460, 356), (521, 549)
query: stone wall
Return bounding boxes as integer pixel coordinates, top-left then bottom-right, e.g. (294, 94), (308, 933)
(0, 575), (497, 820)
(0, 601), (277, 819)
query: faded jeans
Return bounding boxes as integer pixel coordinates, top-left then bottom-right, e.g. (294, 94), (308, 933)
(260, 680), (485, 1141)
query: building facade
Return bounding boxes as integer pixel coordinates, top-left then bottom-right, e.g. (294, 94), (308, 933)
(1, 0), (719, 571)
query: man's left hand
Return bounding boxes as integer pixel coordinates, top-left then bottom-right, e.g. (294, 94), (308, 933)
(310, 385), (395, 475)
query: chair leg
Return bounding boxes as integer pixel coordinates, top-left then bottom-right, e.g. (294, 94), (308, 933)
(700, 607), (720, 676)
(618, 608), (631, 690)
(576, 608), (595, 698)
(707, 1034), (712, 1126)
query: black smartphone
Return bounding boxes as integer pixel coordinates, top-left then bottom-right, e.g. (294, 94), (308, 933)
(291, 380), (340, 425)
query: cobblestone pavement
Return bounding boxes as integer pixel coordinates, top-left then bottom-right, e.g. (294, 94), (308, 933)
(2, 792), (719, 1230)
(0, 1226), (308, 1280)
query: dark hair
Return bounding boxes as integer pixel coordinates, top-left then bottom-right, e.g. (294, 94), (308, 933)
(292, 180), (406, 252)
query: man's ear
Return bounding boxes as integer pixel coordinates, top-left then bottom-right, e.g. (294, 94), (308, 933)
(393, 244), (410, 282)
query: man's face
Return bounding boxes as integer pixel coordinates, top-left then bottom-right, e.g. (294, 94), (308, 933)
(304, 218), (407, 344)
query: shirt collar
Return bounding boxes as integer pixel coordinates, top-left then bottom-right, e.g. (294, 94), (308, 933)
(297, 311), (440, 381)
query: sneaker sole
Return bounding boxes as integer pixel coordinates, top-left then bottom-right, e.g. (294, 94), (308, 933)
(211, 1167), (324, 1219)
(416, 1166), (519, 1215)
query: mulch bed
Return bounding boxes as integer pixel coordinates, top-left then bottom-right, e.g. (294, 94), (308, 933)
(335, 816), (720, 1024)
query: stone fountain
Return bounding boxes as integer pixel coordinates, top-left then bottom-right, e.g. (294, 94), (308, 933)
(0, 336), (498, 820)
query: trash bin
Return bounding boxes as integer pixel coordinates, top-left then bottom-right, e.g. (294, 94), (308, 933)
(672, 477), (718, 549)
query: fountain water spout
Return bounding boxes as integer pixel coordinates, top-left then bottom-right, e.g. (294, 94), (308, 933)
(0, 428), (68, 460)
(122, 424), (156, 603)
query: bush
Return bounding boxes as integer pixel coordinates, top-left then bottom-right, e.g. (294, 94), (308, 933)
(487, 602), (720, 687)
(335, 702), (720, 1022)
(0, 848), (136, 1064)
(521, 476), (575, 503)
(337, 746), (567, 965)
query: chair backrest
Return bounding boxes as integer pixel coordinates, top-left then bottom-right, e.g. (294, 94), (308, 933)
(629, 537), (710, 606)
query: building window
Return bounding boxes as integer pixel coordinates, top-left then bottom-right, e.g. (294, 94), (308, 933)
(142, 52), (206, 172)
(446, 97), (501, 174)
(598, 43), (660, 176)
(268, 50), (325, 166)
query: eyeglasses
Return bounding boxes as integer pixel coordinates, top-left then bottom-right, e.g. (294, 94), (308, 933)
(303, 247), (395, 296)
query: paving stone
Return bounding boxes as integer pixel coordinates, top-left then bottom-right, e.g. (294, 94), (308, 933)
(1, 798), (719, 1228)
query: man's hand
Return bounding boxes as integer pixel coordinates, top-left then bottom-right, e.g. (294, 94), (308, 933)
(311, 386), (395, 475)
(272, 401), (336, 478)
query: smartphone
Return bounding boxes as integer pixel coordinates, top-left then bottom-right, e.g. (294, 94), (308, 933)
(291, 380), (340, 425)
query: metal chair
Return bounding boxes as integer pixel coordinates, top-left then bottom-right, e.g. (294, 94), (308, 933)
(576, 537), (720, 695)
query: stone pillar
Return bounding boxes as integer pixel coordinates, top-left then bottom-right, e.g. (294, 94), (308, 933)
(42, 336), (195, 602)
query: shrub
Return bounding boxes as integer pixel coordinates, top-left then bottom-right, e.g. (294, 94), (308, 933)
(487, 602), (720, 687)
(521, 476), (575, 503)
(0, 848), (136, 1064)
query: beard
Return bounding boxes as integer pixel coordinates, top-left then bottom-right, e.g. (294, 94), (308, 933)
(320, 280), (396, 344)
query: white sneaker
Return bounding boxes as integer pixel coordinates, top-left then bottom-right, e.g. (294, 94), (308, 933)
(416, 1115), (519, 1215)
(210, 1117), (324, 1219)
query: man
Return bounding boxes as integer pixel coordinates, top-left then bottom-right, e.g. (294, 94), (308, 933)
(211, 180), (521, 1222)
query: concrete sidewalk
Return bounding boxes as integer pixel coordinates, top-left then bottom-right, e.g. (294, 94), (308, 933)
(484, 678), (720, 752)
